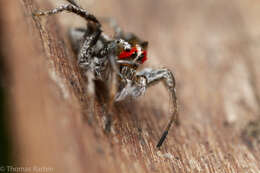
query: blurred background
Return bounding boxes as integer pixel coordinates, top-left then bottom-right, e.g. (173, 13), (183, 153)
(1, 0), (260, 172)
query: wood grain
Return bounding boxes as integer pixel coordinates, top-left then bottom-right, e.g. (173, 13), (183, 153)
(1, 0), (260, 172)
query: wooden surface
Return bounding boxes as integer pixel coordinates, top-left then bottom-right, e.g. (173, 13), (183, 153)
(1, 0), (260, 172)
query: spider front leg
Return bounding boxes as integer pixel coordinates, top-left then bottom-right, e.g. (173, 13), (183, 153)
(136, 68), (179, 148)
(33, 1), (100, 25)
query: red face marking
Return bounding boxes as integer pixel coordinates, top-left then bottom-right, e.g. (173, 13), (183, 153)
(118, 47), (137, 59)
(118, 47), (148, 64)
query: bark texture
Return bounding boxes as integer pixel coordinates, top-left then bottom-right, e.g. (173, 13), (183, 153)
(1, 0), (260, 172)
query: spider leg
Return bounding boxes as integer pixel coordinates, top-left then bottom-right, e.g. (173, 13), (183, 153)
(70, 26), (131, 128)
(136, 68), (179, 148)
(104, 70), (118, 132)
(77, 24), (101, 66)
(70, 23), (117, 128)
(70, 26), (129, 129)
(69, 26), (113, 54)
(66, 0), (81, 7)
(84, 64), (96, 123)
(99, 42), (129, 131)
(96, 39), (133, 131)
(33, 3), (100, 25)
(76, 25), (101, 123)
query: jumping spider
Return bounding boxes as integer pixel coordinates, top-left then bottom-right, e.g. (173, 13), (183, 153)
(34, 0), (179, 148)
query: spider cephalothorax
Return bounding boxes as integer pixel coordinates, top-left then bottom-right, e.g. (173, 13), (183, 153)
(34, 0), (179, 148)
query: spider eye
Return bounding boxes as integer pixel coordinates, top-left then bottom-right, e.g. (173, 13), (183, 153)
(131, 51), (137, 58)
(125, 48), (131, 52)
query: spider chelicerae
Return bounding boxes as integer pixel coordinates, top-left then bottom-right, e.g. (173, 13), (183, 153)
(34, 0), (179, 148)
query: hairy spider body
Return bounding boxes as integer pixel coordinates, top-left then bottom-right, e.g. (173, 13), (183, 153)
(34, 0), (179, 148)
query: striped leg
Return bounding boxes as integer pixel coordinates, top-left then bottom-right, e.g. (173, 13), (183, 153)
(33, 4), (100, 25)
